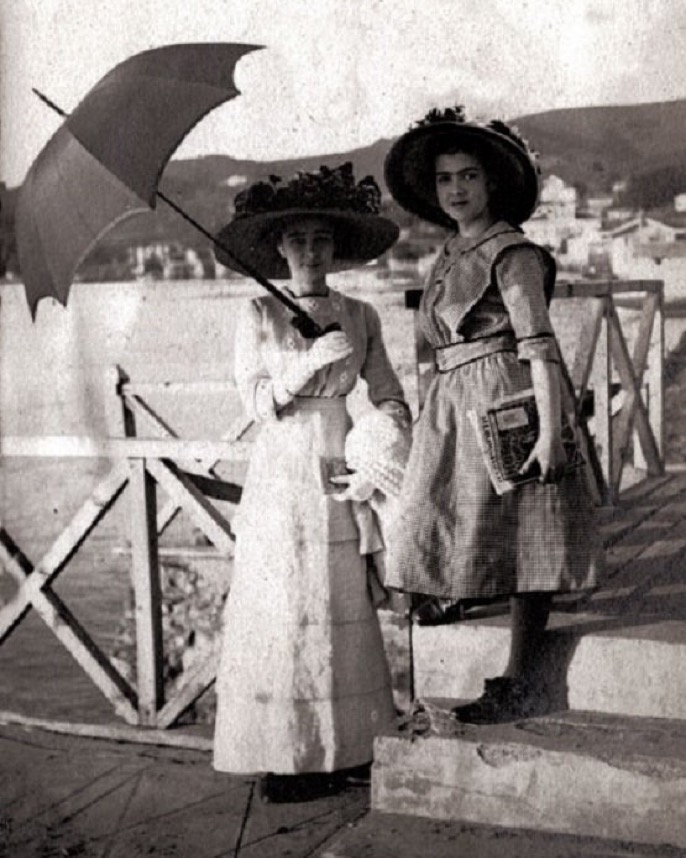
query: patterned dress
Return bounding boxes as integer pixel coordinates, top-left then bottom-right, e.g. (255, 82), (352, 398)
(386, 222), (604, 600)
(213, 288), (406, 775)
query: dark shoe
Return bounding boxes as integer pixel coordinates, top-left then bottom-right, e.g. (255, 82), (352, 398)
(259, 773), (295, 803)
(341, 762), (371, 785)
(451, 676), (548, 724)
(259, 771), (344, 803)
(412, 596), (466, 626)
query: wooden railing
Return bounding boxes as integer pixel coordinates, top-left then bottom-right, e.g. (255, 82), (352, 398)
(554, 280), (664, 503)
(0, 278), (665, 741)
(0, 434), (250, 741)
(405, 279), (665, 505)
(111, 366), (253, 536)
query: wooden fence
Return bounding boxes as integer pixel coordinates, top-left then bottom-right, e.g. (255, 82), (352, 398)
(0, 434), (250, 742)
(0, 278), (665, 741)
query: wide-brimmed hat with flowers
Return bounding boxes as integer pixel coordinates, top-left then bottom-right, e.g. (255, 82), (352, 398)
(214, 162), (399, 279)
(384, 106), (541, 229)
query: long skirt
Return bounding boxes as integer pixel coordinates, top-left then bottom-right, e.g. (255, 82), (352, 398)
(385, 352), (604, 600)
(213, 397), (395, 775)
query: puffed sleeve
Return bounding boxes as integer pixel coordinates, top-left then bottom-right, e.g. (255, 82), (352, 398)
(233, 300), (278, 422)
(495, 246), (560, 363)
(359, 303), (410, 421)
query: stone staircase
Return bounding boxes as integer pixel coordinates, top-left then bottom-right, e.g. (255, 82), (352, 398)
(371, 611), (686, 850)
(358, 473), (686, 853)
(411, 611), (686, 720)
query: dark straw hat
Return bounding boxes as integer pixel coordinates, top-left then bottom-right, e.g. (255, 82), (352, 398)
(384, 106), (540, 229)
(215, 162), (399, 279)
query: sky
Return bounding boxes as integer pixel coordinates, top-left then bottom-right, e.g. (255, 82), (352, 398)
(1, 0), (685, 187)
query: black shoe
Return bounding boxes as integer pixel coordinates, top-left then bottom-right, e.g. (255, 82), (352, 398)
(451, 676), (548, 724)
(412, 596), (466, 626)
(341, 762), (371, 785)
(259, 773), (294, 803)
(259, 772), (344, 803)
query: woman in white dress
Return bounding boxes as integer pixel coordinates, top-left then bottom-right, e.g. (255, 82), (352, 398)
(212, 163), (410, 801)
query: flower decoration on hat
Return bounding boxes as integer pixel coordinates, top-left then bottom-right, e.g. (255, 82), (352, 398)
(215, 161), (399, 279)
(234, 162), (382, 220)
(412, 106), (539, 170)
(415, 105), (467, 127)
(486, 119), (541, 172)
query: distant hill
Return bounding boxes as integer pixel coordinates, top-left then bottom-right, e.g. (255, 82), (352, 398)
(155, 98), (686, 229)
(161, 97), (686, 196)
(513, 100), (686, 195)
(3, 98), (686, 265)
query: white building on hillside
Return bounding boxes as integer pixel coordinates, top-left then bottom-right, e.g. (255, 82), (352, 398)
(606, 214), (686, 275)
(606, 208), (686, 299)
(525, 175), (579, 253)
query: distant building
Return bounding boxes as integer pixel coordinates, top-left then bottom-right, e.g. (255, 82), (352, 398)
(611, 179), (628, 201)
(604, 207), (635, 223)
(524, 175), (607, 271)
(561, 218), (605, 271)
(537, 175), (577, 220)
(526, 175), (579, 253)
(605, 210), (686, 299)
(585, 194), (614, 218)
(132, 243), (206, 280)
(223, 175), (247, 188)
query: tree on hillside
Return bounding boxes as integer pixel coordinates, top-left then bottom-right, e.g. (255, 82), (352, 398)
(623, 164), (686, 209)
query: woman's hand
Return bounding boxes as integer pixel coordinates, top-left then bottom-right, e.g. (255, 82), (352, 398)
(525, 359), (566, 484)
(519, 431), (567, 484)
(273, 330), (353, 405)
(307, 330), (354, 371)
(329, 471), (376, 502)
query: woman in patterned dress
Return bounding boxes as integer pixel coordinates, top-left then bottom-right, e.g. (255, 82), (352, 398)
(211, 164), (409, 800)
(384, 107), (604, 724)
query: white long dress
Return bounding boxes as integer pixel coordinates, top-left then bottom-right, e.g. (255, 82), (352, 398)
(213, 289), (406, 774)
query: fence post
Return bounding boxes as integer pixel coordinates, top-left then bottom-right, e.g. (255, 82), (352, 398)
(634, 286), (665, 469)
(115, 365), (137, 438)
(128, 458), (164, 725)
(590, 296), (614, 504)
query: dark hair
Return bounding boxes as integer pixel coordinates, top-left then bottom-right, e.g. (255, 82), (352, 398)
(428, 133), (523, 224)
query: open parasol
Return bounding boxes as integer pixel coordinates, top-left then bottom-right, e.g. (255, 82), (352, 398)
(15, 43), (330, 337)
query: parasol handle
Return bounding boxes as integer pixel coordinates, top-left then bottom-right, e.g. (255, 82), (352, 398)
(157, 191), (328, 339)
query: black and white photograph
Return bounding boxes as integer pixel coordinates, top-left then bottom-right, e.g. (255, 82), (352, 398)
(1, 1), (686, 855)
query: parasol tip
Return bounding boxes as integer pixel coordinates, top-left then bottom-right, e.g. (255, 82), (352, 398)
(32, 88), (68, 118)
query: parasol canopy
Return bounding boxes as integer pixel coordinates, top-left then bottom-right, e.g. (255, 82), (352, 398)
(15, 43), (310, 319)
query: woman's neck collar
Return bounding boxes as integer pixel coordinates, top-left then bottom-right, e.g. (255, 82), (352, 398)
(286, 283), (331, 299)
(453, 219), (510, 243)
(456, 214), (499, 240)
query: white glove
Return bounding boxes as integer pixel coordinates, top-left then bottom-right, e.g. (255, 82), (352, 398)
(329, 470), (376, 502)
(273, 331), (353, 405)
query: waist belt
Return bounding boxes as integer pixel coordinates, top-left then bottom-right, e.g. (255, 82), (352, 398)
(434, 333), (516, 372)
(280, 395), (348, 416)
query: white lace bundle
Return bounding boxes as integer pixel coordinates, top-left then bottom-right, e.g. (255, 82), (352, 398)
(345, 410), (412, 498)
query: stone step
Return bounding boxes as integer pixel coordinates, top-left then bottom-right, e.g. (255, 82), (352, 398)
(371, 704), (686, 850)
(412, 611), (686, 720)
(322, 809), (685, 858)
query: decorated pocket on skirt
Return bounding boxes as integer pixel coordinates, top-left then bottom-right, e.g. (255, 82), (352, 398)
(319, 457), (353, 495)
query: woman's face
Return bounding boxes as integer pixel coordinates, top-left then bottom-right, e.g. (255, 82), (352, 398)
(435, 152), (494, 235)
(277, 216), (335, 285)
